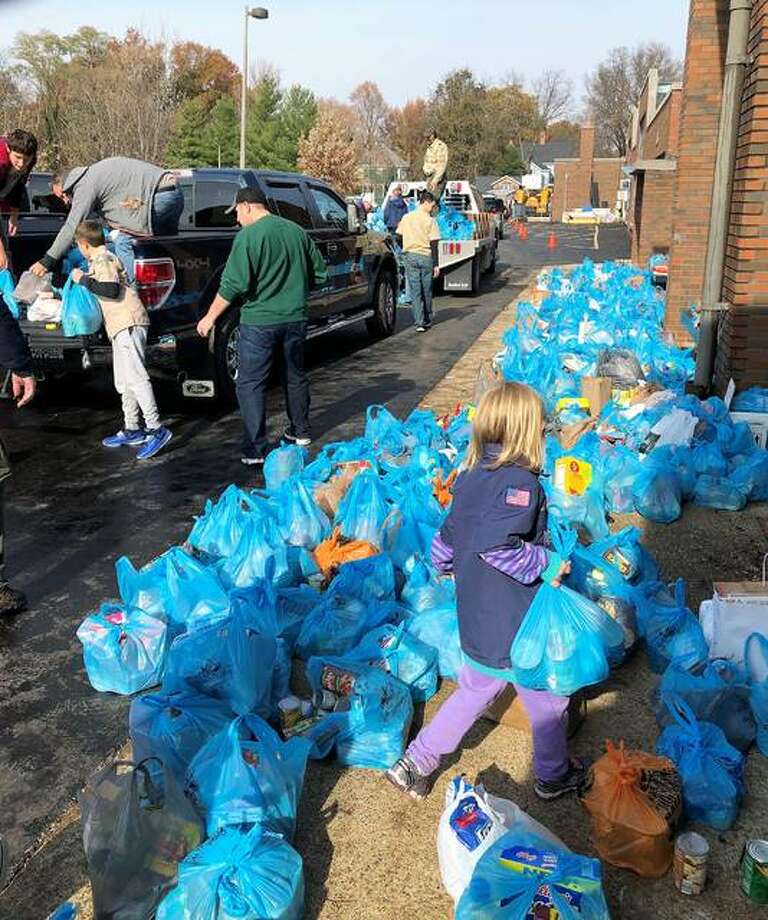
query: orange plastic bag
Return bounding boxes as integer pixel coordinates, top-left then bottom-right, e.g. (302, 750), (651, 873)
(580, 740), (682, 877)
(432, 468), (458, 508)
(313, 527), (378, 580)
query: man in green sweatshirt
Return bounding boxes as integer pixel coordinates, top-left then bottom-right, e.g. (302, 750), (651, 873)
(197, 186), (328, 464)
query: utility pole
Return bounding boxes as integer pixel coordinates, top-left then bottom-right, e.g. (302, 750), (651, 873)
(239, 6), (269, 170)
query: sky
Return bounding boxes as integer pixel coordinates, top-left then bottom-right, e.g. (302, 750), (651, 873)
(0, 0), (690, 107)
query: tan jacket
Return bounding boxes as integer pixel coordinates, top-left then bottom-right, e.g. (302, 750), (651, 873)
(423, 138), (449, 185)
(88, 248), (149, 340)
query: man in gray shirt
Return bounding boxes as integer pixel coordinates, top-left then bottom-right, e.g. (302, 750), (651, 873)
(29, 157), (184, 283)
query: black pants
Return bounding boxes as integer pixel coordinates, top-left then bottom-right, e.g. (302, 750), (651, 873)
(236, 321), (310, 458)
(0, 437), (10, 585)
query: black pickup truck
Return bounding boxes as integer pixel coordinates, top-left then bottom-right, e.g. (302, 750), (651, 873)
(9, 168), (399, 403)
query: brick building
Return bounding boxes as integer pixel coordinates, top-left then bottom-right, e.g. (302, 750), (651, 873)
(550, 125), (623, 221)
(658, 0), (768, 391)
(625, 70), (683, 266)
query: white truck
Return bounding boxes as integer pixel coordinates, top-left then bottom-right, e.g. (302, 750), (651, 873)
(382, 180), (497, 295)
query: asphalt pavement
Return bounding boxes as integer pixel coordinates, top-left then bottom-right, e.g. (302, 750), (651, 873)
(0, 223), (629, 897)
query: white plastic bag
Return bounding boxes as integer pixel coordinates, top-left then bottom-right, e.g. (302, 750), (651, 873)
(437, 775), (565, 903)
(700, 594), (768, 664)
(28, 295), (62, 322)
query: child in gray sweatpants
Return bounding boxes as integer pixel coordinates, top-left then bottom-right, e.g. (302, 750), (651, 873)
(72, 220), (172, 460)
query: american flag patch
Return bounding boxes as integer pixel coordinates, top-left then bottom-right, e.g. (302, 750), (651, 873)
(505, 487), (531, 508)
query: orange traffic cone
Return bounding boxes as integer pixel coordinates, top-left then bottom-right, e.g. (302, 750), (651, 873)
(520, 223), (528, 241)
(547, 230), (557, 249)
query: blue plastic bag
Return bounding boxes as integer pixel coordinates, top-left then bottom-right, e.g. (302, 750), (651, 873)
(167, 548), (230, 630)
(77, 602), (168, 695)
(404, 604), (462, 681)
(327, 553), (395, 603)
(116, 553), (174, 621)
(295, 592), (398, 659)
(732, 386), (768, 412)
(365, 403), (406, 452)
(189, 485), (255, 558)
(745, 632), (768, 757)
(162, 612), (277, 717)
(129, 690), (234, 784)
(729, 450), (768, 501)
(602, 446), (641, 513)
(654, 659), (755, 753)
(61, 275), (102, 336)
(632, 466), (682, 524)
(156, 826), (304, 920)
(656, 693), (745, 830)
(277, 477), (331, 548)
(691, 441), (728, 478)
(640, 579), (708, 674)
(217, 513), (290, 590)
(264, 444), (306, 493)
(309, 664), (413, 770)
(0, 268), (19, 318)
(334, 470), (391, 547)
(456, 832), (609, 920)
(229, 575), (320, 653)
(185, 715), (309, 838)
(692, 474), (747, 511)
(344, 622), (439, 702)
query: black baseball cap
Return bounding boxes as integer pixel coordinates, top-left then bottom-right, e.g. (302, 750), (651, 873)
(226, 186), (268, 213)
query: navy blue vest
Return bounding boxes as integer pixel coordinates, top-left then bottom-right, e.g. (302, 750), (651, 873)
(440, 450), (547, 670)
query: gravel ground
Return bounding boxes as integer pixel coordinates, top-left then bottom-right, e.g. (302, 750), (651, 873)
(4, 265), (768, 920)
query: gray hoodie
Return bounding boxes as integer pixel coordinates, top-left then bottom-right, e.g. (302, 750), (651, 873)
(42, 157), (168, 267)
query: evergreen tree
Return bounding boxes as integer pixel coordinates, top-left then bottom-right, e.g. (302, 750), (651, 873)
(202, 95), (239, 167)
(245, 71), (282, 167)
(164, 96), (211, 166)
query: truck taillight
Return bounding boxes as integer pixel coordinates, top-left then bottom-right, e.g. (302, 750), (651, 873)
(135, 258), (176, 310)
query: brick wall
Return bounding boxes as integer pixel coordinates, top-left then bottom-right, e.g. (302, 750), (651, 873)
(665, 0), (731, 339)
(551, 160), (591, 220)
(631, 170), (677, 264)
(715, 0), (768, 390)
(592, 159), (623, 208)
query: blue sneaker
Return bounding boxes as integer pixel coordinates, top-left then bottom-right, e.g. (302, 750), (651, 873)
(102, 429), (148, 448)
(136, 426), (172, 461)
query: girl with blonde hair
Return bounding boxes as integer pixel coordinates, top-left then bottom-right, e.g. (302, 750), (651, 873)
(387, 383), (582, 801)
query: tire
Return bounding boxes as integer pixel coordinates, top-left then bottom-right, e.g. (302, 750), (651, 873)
(469, 255), (481, 295)
(485, 251), (497, 275)
(366, 269), (397, 338)
(213, 309), (240, 405)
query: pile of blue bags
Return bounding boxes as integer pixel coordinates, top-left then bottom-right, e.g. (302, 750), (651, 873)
(500, 260), (768, 524)
(71, 256), (768, 916)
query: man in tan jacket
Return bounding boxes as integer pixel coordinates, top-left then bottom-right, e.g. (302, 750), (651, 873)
(423, 132), (449, 201)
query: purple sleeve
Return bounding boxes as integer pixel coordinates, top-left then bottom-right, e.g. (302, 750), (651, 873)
(431, 532), (454, 574)
(480, 541), (549, 585)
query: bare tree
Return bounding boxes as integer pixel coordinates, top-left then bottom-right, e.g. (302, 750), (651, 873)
(585, 42), (682, 156)
(349, 81), (390, 159)
(533, 69), (574, 129)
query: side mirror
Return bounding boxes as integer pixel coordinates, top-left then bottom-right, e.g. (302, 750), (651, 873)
(347, 202), (364, 234)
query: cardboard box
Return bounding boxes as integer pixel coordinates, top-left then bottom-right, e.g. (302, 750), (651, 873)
(482, 686), (587, 738)
(581, 377), (612, 416)
(557, 418), (596, 450)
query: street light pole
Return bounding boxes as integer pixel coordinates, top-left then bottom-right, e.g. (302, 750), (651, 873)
(239, 6), (269, 170)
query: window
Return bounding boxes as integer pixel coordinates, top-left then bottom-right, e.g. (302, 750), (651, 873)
(21, 174), (69, 215)
(309, 186), (348, 230)
(266, 182), (313, 229)
(194, 181), (239, 228)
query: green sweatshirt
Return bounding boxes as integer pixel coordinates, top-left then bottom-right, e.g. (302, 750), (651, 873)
(218, 213), (329, 326)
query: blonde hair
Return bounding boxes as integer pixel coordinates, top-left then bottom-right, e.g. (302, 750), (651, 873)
(465, 382), (545, 472)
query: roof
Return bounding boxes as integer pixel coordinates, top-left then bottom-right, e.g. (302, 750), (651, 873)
(520, 139), (579, 166)
(474, 175), (500, 193)
(360, 144), (409, 169)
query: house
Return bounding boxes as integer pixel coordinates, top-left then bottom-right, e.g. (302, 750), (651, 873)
(624, 69), (683, 268)
(474, 175), (522, 205)
(358, 144), (409, 204)
(519, 139), (579, 173)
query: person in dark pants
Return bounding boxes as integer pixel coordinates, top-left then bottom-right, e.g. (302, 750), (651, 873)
(397, 190), (441, 332)
(0, 292), (36, 616)
(196, 187), (328, 465)
(383, 184), (408, 233)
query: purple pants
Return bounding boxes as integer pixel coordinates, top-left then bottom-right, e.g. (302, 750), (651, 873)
(407, 664), (570, 782)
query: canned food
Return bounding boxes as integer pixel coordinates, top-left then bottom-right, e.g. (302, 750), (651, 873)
(320, 665), (357, 697)
(333, 697), (351, 713)
(313, 688), (338, 711)
(277, 696), (302, 733)
(741, 840), (768, 904)
(300, 699), (314, 718)
(673, 831), (709, 895)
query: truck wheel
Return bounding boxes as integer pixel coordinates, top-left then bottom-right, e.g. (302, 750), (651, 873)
(470, 256), (481, 294)
(366, 270), (397, 338)
(213, 310), (240, 405)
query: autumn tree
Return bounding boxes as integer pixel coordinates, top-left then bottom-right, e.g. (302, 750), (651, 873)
(298, 112), (358, 194)
(349, 80), (390, 159)
(428, 69), (487, 178)
(170, 41), (238, 104)
(388, 98), (430, 175)
(585, 42), (682, 156)
(481, 83), (540, 173)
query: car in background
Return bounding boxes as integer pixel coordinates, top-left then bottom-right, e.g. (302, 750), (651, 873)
(482, 195), (506, 240)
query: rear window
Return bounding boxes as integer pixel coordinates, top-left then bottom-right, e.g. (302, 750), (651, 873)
(21, 174), (68, 215)
(266, 181), (313, 229)
(194, 181), (239, 228)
